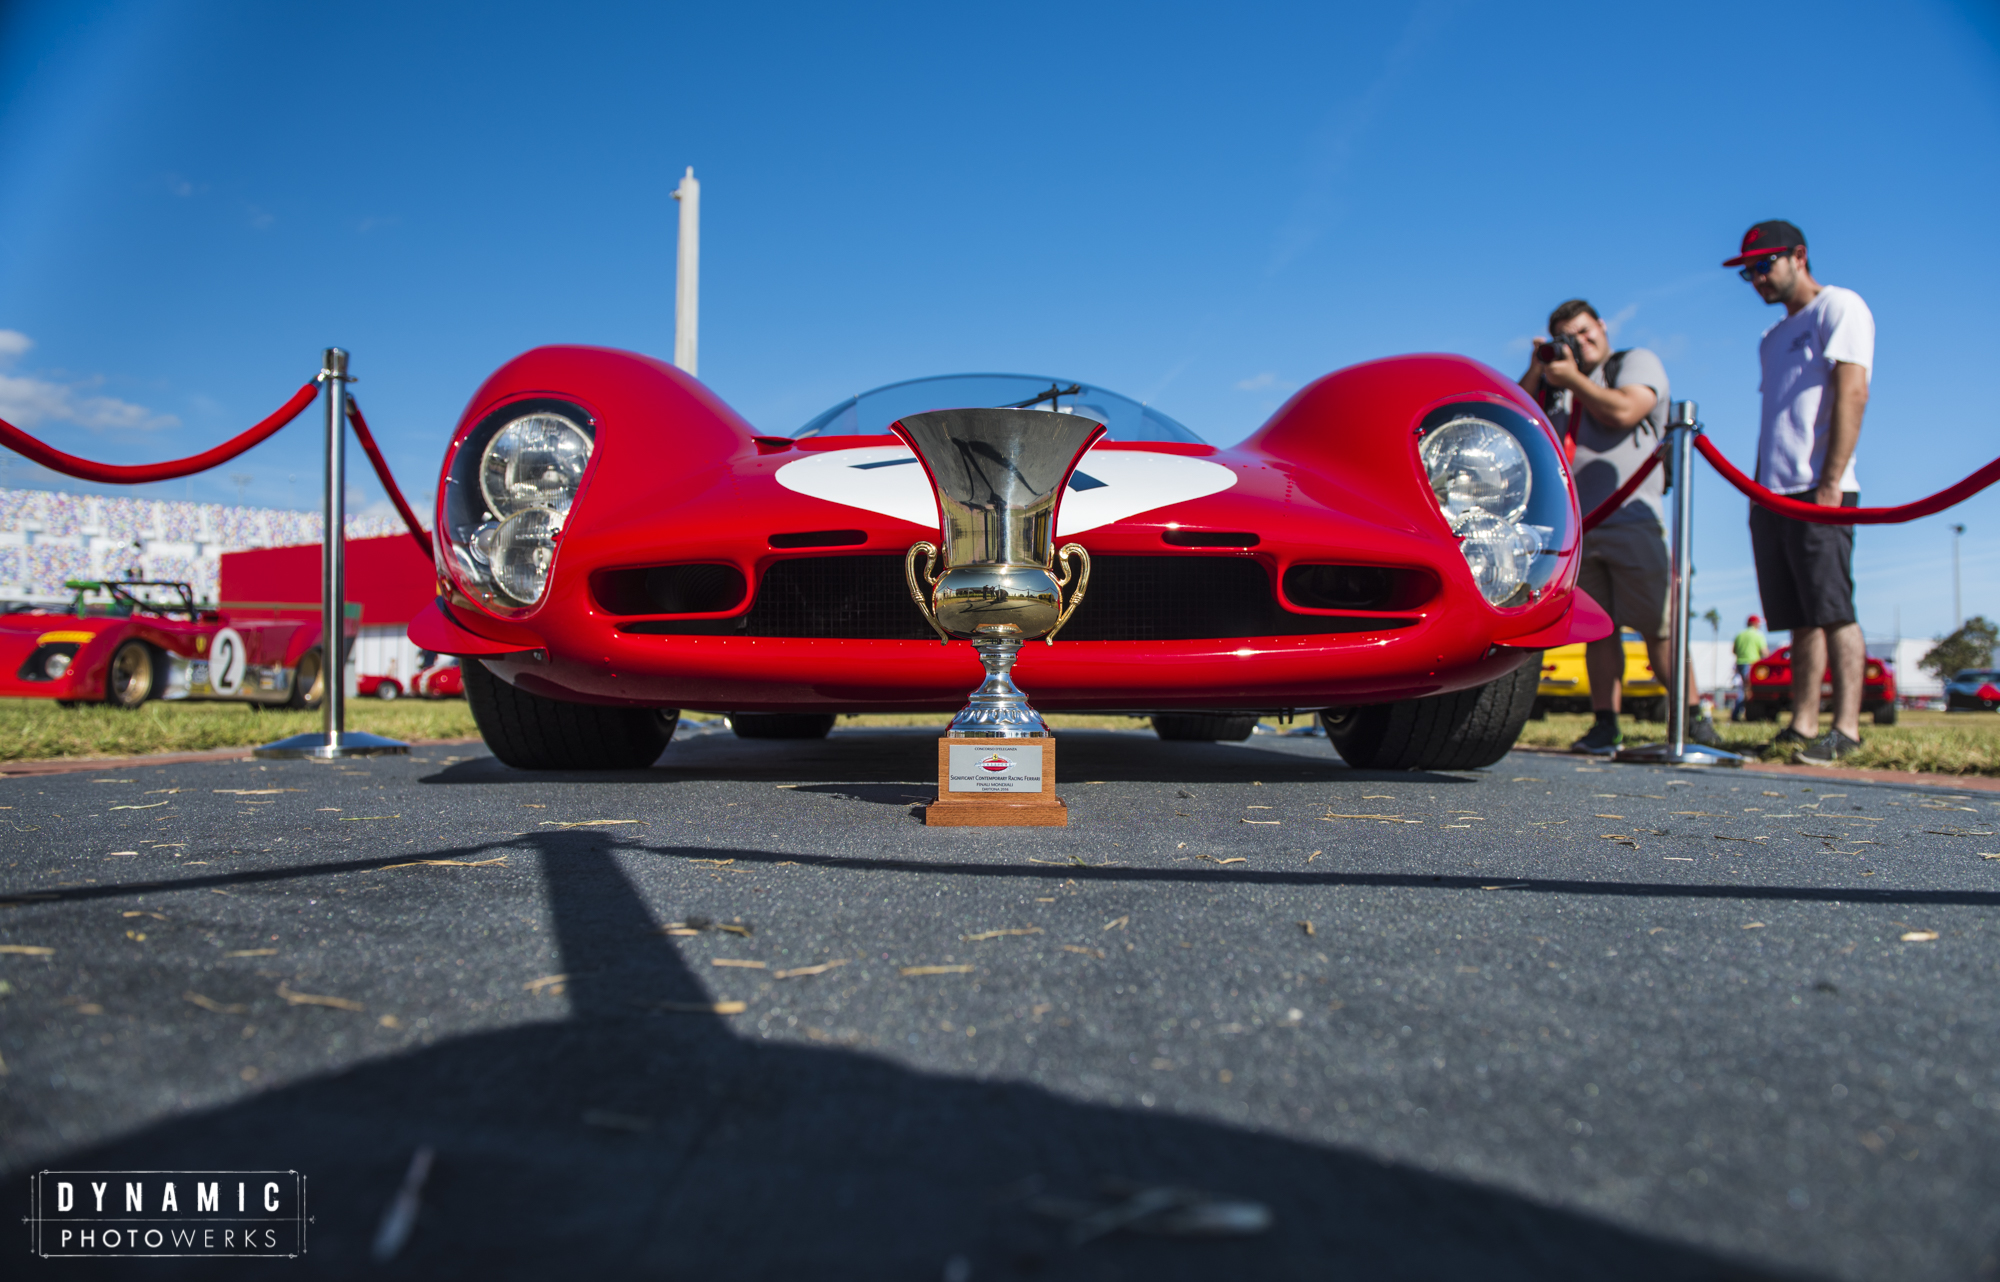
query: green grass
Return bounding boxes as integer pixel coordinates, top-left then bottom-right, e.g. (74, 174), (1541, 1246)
(1517, 708), (2000, 777)
(15, 695), (1995, 777)
(0, 697), (480, 762)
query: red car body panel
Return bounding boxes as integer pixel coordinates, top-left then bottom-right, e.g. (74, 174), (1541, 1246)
(0, 596), (330, 705)
(1744, 645), (1898, 712)
(416, 347), (1609, 714)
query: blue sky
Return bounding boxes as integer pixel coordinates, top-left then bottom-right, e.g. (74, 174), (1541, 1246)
(2, 0), (1996, 646)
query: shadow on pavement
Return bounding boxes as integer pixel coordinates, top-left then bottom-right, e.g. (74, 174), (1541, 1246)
(15, 836), (2000, 916)
(44, 837), (1794, 1279)
(415, 729), (1484, 790)
(15, 836), (1999, 913)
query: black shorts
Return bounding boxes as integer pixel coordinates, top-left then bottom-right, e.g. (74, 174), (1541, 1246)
(1748, 491), (1857, 632)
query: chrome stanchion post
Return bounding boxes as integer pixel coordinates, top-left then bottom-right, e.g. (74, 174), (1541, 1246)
(1616, 400), (1742, 767)
(323, 347), (349, 750)
(256, 349), (407, 760)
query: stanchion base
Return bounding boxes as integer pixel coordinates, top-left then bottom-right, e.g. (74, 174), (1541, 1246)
(253, 731), (410, 760)
(1612, 742), (1746, 767)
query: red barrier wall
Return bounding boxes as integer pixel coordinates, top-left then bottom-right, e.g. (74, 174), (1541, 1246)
(219, 534), (435, 625)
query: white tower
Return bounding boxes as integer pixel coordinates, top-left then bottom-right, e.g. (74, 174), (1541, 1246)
(672, 167), (700, 376)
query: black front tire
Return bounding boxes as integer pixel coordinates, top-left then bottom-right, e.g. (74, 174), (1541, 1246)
(1871, 701), (1898, 726)
(1151, 713), (1259, 741)
(464, 658), (679, 769)
(1321, 652), (1540, 771)
(730, 713), (837, 740)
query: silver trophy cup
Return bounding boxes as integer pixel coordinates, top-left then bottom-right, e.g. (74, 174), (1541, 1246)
(894, 408), (1105, 738)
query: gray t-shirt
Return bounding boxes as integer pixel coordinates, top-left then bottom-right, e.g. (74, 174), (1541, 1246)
(1548, 346), (1669, 530)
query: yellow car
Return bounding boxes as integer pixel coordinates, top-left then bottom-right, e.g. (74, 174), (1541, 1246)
(1531, 630), (1667, 720)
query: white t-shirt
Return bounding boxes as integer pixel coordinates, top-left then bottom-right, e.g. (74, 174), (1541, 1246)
(1756, 284), (1874, 493)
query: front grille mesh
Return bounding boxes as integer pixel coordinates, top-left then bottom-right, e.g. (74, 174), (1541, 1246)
(629, 554), (1412, 640)
(746, 557), (935, 639)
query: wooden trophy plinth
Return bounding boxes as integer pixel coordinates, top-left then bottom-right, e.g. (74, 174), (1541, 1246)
(925, 737), (1068, 827)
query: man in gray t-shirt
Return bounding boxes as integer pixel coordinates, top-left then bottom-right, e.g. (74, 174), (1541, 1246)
(1519, 298), (1719, 754)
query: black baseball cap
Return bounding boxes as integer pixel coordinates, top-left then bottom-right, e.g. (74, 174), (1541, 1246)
(1723, 220), (1806, 267)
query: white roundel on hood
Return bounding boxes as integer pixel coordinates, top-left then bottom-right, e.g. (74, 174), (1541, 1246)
(774, 446), (1237, 535)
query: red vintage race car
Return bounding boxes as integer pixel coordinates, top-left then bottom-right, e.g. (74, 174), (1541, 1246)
(410, 347), (1609, 770)
(1741, 645), (1900, 725)
(0, 579), (333, 709)
(411, 657), (463, 699)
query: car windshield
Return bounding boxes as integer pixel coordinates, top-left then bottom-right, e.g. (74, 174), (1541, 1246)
(63, 580), (197, 620)
(793, 374), (1203, 444)
(1958, 670), (1999, 681)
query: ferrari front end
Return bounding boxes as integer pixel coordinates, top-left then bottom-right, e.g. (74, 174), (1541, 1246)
(415, 347), (1609, 769)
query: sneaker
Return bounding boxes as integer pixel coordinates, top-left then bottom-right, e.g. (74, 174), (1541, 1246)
(1794, 729), (1863, 766)
(1685, 713), (1725, 749)
(1570, 720), (1623, 755)
(1761, 726), (1810, 760)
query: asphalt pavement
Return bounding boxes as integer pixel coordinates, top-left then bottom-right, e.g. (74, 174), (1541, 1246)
(2, 724), (1997, 1280)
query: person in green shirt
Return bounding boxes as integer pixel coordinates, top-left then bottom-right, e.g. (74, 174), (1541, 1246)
(1730, 615), (1769, 721)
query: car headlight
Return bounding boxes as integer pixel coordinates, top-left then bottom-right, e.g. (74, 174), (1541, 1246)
(1452, 512), (1543, 604)
(44, 651), (72, 679)
(490, 509), (563, 606)
(1419, 415), (1541, 605)
(1751, 664), (1769, 681)
(1421, 416), (1529, 525)
(480, 414), (592, 518)
(443, 406), (595, 609)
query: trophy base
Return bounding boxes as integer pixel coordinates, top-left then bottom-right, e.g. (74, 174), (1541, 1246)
(926, 736), (1068, 827)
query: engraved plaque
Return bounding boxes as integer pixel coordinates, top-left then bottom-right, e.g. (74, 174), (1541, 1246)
(946, 743), (1044, 794)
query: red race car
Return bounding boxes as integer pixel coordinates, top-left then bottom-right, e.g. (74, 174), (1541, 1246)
(1741, 645), (1900, 725)
(411, 657), (464, 699)
(359, 658), (462, 700)
(1, 579), (334, 709)
(358, 674), (404, 700)
(410, 348), (1608, 770)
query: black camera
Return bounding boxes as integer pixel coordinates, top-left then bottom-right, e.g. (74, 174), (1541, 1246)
(1536, 333), (1584, 366)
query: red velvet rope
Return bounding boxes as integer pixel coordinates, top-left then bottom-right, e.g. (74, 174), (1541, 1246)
(0, 382), (320, 484)
(1577, 448), (1663, 534)
(344, 397), (434, 562)
(1694, 435), (2000, 525)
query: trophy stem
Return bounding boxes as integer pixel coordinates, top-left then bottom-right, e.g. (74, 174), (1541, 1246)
(947, 635), (1050, 738)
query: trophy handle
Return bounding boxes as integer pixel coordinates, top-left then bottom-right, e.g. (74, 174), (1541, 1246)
(904, 542), (952, 645)
(1046, 543), (1092, 643)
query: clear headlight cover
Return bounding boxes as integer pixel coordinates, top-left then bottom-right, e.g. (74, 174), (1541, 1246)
(480, 413), (592, 519)
(1454, 512), (1543, 606)
(491, 508), (563, 606)
(1420, 417), (1530, 526)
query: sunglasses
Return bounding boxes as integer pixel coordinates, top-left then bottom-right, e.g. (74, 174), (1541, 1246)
(1737, 254), (1788, 281)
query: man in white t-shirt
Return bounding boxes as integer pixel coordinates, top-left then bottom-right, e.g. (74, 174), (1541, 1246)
(1724, 220), (1873, 765)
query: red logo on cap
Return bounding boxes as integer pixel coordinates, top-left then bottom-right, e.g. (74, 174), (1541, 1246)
(1744, 229), (1762, 246)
